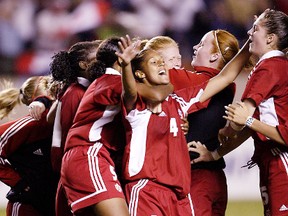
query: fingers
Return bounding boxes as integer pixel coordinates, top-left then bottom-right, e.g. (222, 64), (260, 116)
(28, 102), (45, 120)
(181, 117), (189, 135)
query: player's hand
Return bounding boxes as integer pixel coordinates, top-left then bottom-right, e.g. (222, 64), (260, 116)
(115, 35), (141, 66)
(28, 101), (45, 120)
(224, 101), (248, 126)
(181, 116), (189, 135)
(188, 141), (214, 163)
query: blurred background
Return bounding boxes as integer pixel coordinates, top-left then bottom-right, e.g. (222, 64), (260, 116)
(0, 0), (287, 214)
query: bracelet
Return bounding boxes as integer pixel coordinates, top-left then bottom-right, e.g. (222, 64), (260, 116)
(211, 150), (221, 161)
(245, 116), (255, 127)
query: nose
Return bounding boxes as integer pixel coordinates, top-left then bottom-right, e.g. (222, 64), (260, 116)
(247, 28), (252, 36)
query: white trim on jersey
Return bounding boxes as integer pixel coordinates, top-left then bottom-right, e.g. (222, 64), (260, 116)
(259, 97), (279, 128)
(129, 179), (149, 216)
(187, 193), (196, 216)
(271, 148), (288, 175)
(0, 116), (35, 155)
(71, 143), (107, 209)
(12, 202), (21, 216)
(170, 88), (204, 115)
(89, 105), (121, 142)
(52, 101), (62, 148)
(126, 109), (151, 177)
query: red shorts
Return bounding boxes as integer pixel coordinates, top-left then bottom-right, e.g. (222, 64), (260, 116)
(55, 180), (73, 216)
(190, 169), (227, 216)
(61, 143), (125, 213)
(258, 150), (288, 216)
(125, 179), (195, 216)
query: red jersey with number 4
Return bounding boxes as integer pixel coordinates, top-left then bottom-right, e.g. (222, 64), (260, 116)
(122, 82), (210, 199)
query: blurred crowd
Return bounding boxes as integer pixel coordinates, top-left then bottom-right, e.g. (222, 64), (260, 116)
(0, 0), (287, 75)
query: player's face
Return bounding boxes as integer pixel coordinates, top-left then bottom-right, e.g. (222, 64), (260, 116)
(247, 13), (269, 58)
(157, 46), (182, 69)
(191, 31), (215, 68)
(141, 50), (170, 86)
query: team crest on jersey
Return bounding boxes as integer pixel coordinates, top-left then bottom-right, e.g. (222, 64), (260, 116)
(115, 183), (122, 192)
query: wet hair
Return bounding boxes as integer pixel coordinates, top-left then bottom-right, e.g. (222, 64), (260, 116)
(49, 40), (101, 87)
(87, 37), (122, 82)
(212, 29), (240, 69)
(143, 36), (179, 50)
(0, 76), (54, 119)
(260, 9), (288, 51)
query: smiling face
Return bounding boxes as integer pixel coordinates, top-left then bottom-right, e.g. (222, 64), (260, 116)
(136, 49), (170, 86)
(157, 45), (182, 69)
(191, 31), (216, 68)
(247, 13), (270, 58)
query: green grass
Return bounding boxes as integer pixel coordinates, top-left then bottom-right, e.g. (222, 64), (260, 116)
(226, 200), (263, 216)
(0, 208), (4, 216)
(0, 200), (263, 216)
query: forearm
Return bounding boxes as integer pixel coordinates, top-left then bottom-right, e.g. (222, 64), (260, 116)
(138, 83), (173, 102)
(122, 63), (137, 112)
(217, 127), (252, 157)
(46, 100), (58, 124)
(246, 117), (285, 145)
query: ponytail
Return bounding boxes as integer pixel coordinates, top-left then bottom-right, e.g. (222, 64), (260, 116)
(0, 80), (21, 120)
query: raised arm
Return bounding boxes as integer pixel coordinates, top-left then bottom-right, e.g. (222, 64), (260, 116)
(199, 39), (251, 103)
(116, 36), (141, 113)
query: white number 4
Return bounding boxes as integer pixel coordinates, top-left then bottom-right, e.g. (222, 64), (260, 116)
(170, 118), (178, 137)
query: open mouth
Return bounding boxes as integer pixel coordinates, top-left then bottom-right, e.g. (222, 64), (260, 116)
(158, 70), (166, 75)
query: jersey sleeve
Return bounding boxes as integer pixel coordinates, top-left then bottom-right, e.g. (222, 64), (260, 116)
(242, 60), (284, 106)
(175, 81), (210, 114)
(93, 76), (122, 106)
(169, 68), (207, 90)
(277, 124), (288, 145)
(0, 158), (21, 187)
(0, 116), (51, 187)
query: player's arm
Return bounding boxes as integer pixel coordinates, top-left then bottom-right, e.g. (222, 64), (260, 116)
(224, 101), (286, 145)
(188, 127), (252, 163)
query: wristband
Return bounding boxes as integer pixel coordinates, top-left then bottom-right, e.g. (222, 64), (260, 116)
(245, 116), (255, 127)
(211, 150), (221, 161)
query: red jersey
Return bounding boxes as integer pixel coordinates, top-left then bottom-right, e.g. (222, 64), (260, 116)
(170, 66), (235, 168)
(51, 78), (89, 173)
(122, 82), (209, 199)
(65, 68), (125, 152)
(0, 114), (53, 187)
(169, 66), (220, 90)
(0, 112), (57, 216)
(242, 54), (288, 161)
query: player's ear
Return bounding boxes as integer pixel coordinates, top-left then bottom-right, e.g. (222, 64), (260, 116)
(135, 70), (146, 79)
(210, 53), (219, 62)
(79, 61), (88, 69)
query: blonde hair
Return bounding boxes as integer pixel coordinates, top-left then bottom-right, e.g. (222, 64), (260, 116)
(143, 36), (179, 50)
(0, 76), (55, 120)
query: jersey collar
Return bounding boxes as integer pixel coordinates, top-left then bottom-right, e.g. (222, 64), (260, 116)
(106, 67), (121, 76)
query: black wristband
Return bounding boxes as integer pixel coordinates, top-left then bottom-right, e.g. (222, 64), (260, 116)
(35, 97), (52, 109)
